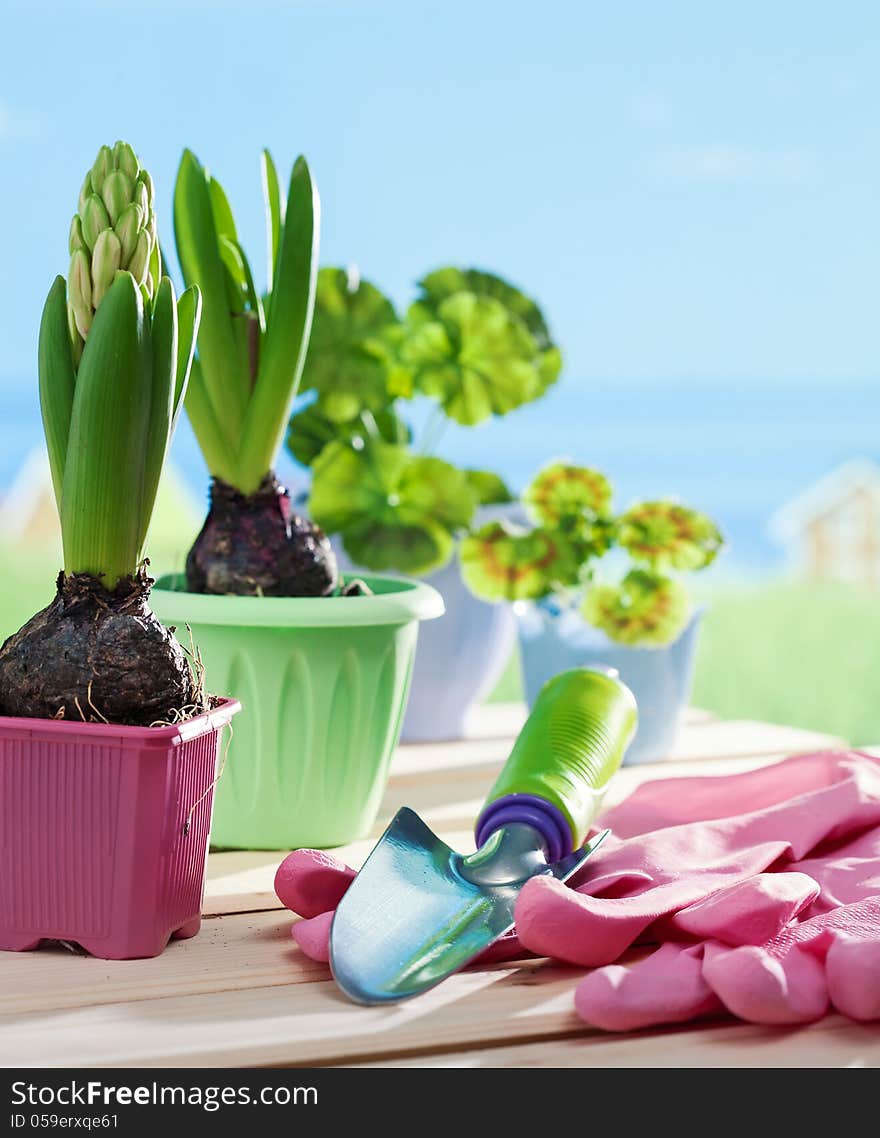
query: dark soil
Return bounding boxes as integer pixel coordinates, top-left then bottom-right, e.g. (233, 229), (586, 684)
(0, 569), (198, 726)
(185, 473), (339, 597)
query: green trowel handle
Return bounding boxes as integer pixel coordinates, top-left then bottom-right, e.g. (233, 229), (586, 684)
(474, 667), (637, 860)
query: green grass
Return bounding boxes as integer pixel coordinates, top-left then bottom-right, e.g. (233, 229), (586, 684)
(489, 579), (880, 746)
(691, 579), (880, 745)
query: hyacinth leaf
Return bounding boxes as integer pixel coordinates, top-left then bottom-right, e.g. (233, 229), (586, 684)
(460, 521), (581, 602)
(232, 239), (265, 330)
(582, 569), (691, 646)
(173, 284), (202, 421)
(146, 239), (162, 298)
(300, 267), (399, 423)
(61, 273), (152, 585)
(183, 358), (238, 485)
(261, 149), (283, 293)
(406, 293), (542, 425)
(174, 149), (247, 440)
(237, 156), (319, 492)
(463, 468), (514, 506)
(309, 438), (475, 575)
(137, 276), (178, 551)
(286, 400), (409, 468)
(524, 462), (613, 526)
(38, 276), (77, 510)
(617, 500), (723, 571)
(218, 236), (247, 313)
(209, 176), (238, 242)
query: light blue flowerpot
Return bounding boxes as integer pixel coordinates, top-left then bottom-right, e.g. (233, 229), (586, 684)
(332, 504), (520, 742)
(517, 604), (703, 765)
(398, 553), (516, 741)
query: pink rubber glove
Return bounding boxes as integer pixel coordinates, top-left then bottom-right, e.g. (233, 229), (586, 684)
(517, 750), (880, 1027)
(274, 750), (880, 1028)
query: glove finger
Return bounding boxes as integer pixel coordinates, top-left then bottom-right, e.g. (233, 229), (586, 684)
(516, 872), (720, 966)
(665, 872), (819, 946)
(702, 942), (828, 1025)
(274, 849), (356, 918)
(575, 943), (722, 1032)
(290, 911), (333, 962)
(826, 936), (880, 1021)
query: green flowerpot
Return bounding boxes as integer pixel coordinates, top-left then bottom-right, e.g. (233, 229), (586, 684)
(151, 574), (444, 850)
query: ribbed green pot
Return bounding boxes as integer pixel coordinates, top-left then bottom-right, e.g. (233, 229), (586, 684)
(151, 574), (444, 850)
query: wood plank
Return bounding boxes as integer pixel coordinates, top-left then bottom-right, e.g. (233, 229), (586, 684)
(350, 1014), (880, 1068)
(0, 957), (596, 1068)
(0, 911), (323, 1017)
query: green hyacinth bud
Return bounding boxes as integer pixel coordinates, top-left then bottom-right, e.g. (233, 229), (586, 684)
(127, 228), (150, 285)
(66, 141), (158, 355)
(90, 145), (113, 193)
(133, 175), (149, 219)
(113, 140), (139, 181)
(78, 173), (93, 216)
(68, 216), (86, 255)
(102, 170), (133, 226)
(68, 248), (93, 340)
(91, 229), (122, 308)
(80, 194), (111, 251)
(138, 169), (154, 206)
(114, 202), (142, 264)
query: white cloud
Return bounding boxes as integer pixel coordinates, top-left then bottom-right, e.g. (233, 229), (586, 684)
(0, 101), (43, 141)
(653, 145), (812, 182)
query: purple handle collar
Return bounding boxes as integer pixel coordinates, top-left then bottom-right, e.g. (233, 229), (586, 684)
(475, 795), (573, 863)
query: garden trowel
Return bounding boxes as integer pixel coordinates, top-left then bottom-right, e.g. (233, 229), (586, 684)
(330, 666), (637, 1004)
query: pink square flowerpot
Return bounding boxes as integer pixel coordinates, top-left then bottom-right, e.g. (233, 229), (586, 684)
(0, 698), (240, 959)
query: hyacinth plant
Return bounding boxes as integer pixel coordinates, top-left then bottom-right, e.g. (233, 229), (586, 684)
(291, 266), (561, 576)
(459, 463), (723, 646)
(173, 150), (333, 597)
(0, 142), (203, 725)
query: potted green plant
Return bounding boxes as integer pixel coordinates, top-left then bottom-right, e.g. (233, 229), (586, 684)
(292, 265), (561, 740)
(459, 462), (723, 763)
(0, 142), (239, 960)
(150, 152), (443, 851)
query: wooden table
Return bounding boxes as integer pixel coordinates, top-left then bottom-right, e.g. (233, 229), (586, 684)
(3, 705), (879, 1069)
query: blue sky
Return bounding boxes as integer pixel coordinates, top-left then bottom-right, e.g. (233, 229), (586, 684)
(2, 0), (879, 387)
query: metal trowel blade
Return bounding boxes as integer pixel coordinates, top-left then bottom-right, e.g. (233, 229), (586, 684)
(329, 807), (608, 1005)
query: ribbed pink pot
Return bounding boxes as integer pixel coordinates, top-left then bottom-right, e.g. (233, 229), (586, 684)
(0, 698), (240, 960)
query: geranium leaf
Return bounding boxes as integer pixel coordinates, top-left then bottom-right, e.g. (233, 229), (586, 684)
(287, 401), (409, 468)
(405, 292), (543, 425)
(417, 266), (553, 350)
(416, 267), (562, 400)
(309, 438), (475, 575)
(300, 266), (400, 422)
(463, 468), (514, 506)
